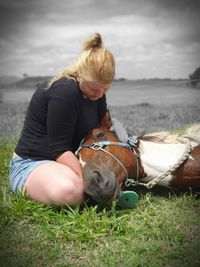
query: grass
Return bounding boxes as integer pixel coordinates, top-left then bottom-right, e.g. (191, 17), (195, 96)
(0, 135), (200, 267)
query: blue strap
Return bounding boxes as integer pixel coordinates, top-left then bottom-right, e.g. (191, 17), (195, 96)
(99, 141), (131, 149)
(80, 141), (131, 150)
(128, 135), (138, 148)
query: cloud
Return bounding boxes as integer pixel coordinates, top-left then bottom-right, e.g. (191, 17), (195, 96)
(0, 0), (200, 78)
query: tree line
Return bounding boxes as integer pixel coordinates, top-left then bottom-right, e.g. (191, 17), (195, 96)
(189, 66), (200, 87)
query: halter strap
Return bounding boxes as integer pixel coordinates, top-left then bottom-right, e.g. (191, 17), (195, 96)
(82, 141), (131, 149)
(76, 135), (138, 154)
(75, 140), (132, 156)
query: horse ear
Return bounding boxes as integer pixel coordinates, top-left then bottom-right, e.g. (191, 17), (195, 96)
(99, 111), (112, 128)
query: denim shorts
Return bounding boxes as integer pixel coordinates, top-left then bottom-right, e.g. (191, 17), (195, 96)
(9, 153), (51, 195)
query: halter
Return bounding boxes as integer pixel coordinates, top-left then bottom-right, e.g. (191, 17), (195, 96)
(75, 134), (195, 190)
(75, 136), (140, 184)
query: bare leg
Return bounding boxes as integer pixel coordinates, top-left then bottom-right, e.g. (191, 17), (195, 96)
(23, 161), (84, 205)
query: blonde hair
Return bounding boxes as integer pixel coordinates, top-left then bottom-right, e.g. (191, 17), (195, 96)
(49, 33), (115, 86)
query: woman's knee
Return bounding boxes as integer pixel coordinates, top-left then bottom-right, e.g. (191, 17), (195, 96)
(23, 162), (85, 205)
(49, 175), (84, 205)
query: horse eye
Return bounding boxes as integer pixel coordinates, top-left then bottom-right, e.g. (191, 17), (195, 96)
(96, 132), (106, 138)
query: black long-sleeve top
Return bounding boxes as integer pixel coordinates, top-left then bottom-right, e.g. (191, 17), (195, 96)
(15, 78), (107, 160)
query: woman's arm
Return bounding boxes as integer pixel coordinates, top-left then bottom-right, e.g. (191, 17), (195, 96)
(47, 81), (80, 160)
(56, 150), (83, 179)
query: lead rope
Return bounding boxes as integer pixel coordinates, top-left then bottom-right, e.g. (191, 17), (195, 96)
(125, 135), (195, 189)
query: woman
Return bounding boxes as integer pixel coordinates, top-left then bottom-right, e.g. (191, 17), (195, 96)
(9, 33), (128, 205)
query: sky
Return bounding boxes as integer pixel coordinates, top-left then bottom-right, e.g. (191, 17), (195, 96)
(0, 0), (200, 79)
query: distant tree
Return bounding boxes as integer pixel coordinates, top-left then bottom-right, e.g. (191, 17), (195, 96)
(189, 66), (200, 87)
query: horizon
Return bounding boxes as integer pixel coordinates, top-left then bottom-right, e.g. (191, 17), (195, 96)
(0, 74), (191, 82)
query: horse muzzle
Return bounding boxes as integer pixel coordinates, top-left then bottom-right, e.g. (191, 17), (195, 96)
(83, 164), (120, 204)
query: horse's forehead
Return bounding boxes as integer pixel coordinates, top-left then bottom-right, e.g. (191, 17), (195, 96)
(87, 128), (116, 141)
(92, 128), (109, 135)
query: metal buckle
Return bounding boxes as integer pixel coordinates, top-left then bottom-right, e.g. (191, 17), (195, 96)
(91, 143), (103, 150)
(128, 135), (138, 148)
(125, 178), (137, 187)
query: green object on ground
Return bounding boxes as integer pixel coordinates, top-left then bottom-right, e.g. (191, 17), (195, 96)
(116, 191), (139, 209)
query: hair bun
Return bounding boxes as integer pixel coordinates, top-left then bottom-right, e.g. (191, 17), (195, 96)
(83, 32), (103, 50)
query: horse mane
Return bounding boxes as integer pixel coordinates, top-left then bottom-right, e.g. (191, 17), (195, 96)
(140, 124), (200, 144)
(100, 123), (200, 144)
(139, 132), (180, 144)
(130, 130), (167, 143)
(185, 124), (200, 137)
(140, 135), (165, 143)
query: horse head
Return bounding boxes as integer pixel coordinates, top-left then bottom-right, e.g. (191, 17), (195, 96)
(77, 119), (200, 202)
(76, 127), (138, 204)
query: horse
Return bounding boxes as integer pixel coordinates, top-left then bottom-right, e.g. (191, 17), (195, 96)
(75, 119), (200, 204)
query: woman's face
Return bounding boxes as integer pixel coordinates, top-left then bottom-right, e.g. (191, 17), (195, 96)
(78, 79), (111, 101)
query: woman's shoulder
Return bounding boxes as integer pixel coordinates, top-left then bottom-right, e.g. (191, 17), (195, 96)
(48, 78), (80, 98)
(50, 77), (78, 89)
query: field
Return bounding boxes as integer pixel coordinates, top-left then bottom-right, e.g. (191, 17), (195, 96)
(0, 80), (200, 266)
